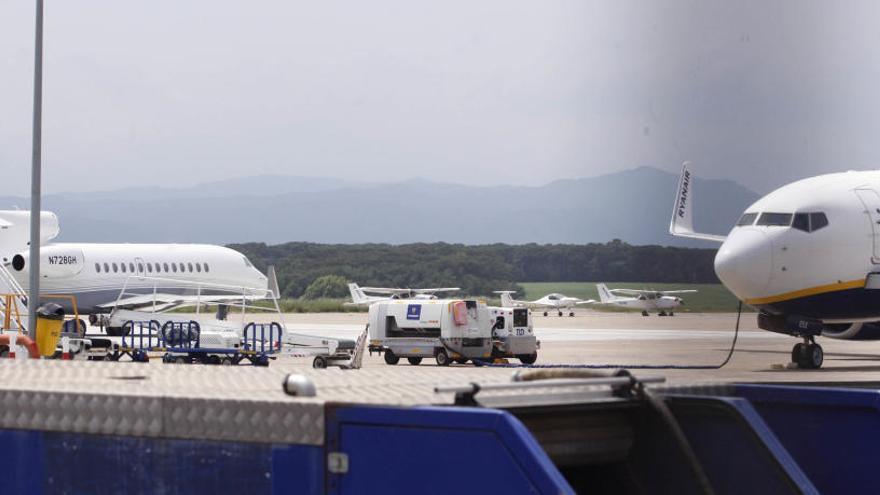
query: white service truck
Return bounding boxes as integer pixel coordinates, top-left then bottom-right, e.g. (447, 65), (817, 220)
(488, 306), (539, 364)
(368, 299), (494, 366)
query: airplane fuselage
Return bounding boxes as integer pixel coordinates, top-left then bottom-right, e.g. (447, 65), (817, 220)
(607, 296), (681, 311)
(9, 243), (268, 313)
(530, 294), (583, 309)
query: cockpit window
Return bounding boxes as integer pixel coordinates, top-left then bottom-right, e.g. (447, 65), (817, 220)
(243, 256), (253, 268)
(793, 212), (829, 233)
(756, 212), (793, 226)
(810, 212), (829, 231)
(736, 212), (758, 226)
(792, 213), (810, 232)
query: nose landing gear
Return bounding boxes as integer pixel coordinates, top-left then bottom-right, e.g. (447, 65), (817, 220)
(757, 312), (826, 370)
(792, 337), (824, 369)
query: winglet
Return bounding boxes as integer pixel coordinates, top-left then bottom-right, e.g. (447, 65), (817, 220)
(267, 265), (280, 299)
(669, 162), (727, 243)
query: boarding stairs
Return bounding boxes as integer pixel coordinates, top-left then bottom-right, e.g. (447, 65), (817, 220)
(0, 262), (28, 334)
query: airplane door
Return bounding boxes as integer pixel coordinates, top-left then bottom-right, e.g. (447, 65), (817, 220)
(854, 189), (880, 262)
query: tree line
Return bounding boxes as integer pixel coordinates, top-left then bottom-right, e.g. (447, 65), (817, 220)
(228, 240), (719, 299)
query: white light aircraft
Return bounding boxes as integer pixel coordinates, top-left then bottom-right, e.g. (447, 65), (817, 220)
(0, 210), (271, 329)
(670, 162), (880, 369)
(346, 283), (459, 306)
(595, 283), (696, 316)
(495, 290), (594, 317)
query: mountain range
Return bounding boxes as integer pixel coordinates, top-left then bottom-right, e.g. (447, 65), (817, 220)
(0, 167), (759, 247)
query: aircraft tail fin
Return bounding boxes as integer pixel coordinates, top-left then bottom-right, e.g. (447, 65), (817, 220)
(669, 162), (727, 243)
(267, 265), (280, 299)
(493, 290), (517, 308)
(596, 284), (615, 304)
(348, 283), (368, 304)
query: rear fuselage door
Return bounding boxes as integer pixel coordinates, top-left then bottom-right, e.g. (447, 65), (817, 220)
(854, 188), (880, 262)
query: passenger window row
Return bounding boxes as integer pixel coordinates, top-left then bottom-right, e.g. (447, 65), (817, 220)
(94, 261), (210, 274)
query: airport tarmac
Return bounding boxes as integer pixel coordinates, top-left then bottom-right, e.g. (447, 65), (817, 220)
(268, 311), (880, 386)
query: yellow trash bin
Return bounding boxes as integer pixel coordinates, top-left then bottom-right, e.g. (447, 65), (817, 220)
(35, 303), (65, 357)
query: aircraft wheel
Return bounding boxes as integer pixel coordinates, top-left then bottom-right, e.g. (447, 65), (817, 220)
(557, 311), (563, 317)
(407, 356), (423, 365)
(569, 312), (575, 317)
(802, 343), (824, 369)
(383, 351), (400, 365)
(70, 318), (87, 337)
(435, 349), (450, 367)
(543, 312), (548, 317)
(659, 312), (667, 317)
(791, 343), (805, 364)
(518, 353), (537, 365)
(312, 356), (328, 369)
(641, 311), (649, 317)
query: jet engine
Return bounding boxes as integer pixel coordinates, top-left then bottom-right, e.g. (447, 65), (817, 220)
(822, 322), (880, 340)
(10, 248), (85, 279)
(758, 312), (880, 340)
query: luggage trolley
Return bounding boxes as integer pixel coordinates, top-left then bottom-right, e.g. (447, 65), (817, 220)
(109, 320), (162, 362)
(239, 322), (283, 367)
(159, 320), (282, 367)
(160, 320), (214, 364)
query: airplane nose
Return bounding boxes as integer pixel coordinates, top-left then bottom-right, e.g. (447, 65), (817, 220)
(714, 229), (772, 300)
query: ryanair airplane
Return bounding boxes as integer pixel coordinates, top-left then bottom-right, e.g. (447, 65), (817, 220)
(671, 162), (880, 369)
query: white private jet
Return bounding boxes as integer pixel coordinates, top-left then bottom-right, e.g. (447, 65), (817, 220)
(346, 283), (459, 306)
(670, 162), (880, 369)
(0, 210), (271, 333)
(494, 291), (594, 317)
(595, 283), (696, 316)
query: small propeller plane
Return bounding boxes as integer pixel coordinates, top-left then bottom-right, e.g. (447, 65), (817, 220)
(494, 290), (594, 317)
(595, 283), (696, 316)
(346, 283), (460, 306)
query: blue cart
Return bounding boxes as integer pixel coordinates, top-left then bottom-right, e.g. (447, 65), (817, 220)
(108, 320), (162, 363)
(160, 321), (282, 367)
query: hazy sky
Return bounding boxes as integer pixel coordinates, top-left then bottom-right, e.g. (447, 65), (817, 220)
(2, 1), (880, 196)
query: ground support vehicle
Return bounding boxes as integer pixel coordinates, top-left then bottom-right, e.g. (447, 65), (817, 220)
(487, 306), (539, 364)
(368, 299), (494, 366)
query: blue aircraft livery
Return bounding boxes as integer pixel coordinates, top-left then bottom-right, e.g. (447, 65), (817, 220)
(407, 304), (422, 320)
